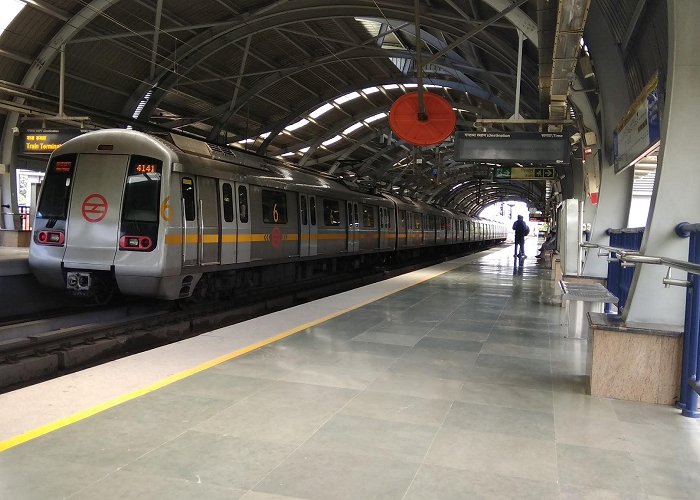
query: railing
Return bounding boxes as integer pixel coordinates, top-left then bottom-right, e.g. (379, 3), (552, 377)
(606, 227), (644, 313)
(582, 222), (700, 417)
(1, 205), (31, 231)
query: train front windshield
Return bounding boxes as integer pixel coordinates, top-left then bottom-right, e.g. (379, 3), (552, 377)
(36, 154), (77, 220)
(120, 156), (162, 251)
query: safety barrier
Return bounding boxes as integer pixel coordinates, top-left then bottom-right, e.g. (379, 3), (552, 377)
(675, 223), (700, 417)
(606, 227), (644, 313)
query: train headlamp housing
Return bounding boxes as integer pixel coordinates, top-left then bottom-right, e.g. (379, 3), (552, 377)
(36, 230), (65, 246)
(119, 235), (153, 251)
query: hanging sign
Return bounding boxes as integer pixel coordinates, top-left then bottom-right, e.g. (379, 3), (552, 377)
(21, 128), (82, 154)
(613, 75), (661, 173)
(455, 132), (569, 164)
(493, 166), (556, 180)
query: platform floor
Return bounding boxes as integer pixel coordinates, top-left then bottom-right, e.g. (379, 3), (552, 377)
(2, 240), (700, 499)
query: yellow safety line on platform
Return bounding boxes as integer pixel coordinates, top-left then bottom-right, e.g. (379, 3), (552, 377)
(0, 262), (455, 453)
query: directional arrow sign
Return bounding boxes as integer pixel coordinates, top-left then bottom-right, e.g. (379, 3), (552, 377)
(492, 166), (556, 180)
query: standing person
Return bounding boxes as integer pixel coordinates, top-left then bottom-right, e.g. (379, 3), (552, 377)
(512, 215), (529, 258)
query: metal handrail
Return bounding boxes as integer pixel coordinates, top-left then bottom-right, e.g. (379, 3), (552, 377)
(581, 242), (700, 277)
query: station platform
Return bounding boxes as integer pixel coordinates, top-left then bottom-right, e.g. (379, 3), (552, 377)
(0, 246), (84, 318)
(2, 240), (700, 499)
(0, 246), (29, 276)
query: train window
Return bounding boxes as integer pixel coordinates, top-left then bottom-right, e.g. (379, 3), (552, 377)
(354, 204), (359, 226)
(323, 199), (340, 226)
(440, 217), (446, 231)
(362, 205), (375, 228)
(309, 197), (317, 225)
(414, 213), (422, 230)
(123, 156), (162, 223)
(182, 178), (195, 221)
(238, 186), (248, 223)
(300, 195), (308, 225)
(222, 183), (234, 223)
(36, 154), (76, 220)
(262, 189), (287, 224)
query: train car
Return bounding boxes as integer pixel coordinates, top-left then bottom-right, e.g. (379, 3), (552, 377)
(29, 129), (506, 301)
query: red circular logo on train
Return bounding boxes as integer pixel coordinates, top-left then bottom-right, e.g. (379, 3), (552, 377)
(270, 227), (282, 249)
(81, 194), (108, 223)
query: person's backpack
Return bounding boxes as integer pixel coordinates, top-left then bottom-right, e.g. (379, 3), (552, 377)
(524, 225), (530, 236)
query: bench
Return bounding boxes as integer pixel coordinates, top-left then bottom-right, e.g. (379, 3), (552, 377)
(559, 280), (619, 339)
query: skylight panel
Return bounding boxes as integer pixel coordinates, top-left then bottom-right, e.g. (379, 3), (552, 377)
(383, 84), (399, 90)
(0, 0), (25, 37)
(322, 135), (343, 146)
(362, 87), (380, 94)
(343, 122), (364, 135)
(285, 118), (309, 132)
(259, 132), (271, 139)
(299, 147), (310, 153)
(335, 92), (361, 105)
(365, 112), (386, 123)
(310, 103), (334, 119)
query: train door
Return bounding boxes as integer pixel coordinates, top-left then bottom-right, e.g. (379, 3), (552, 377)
(299, 193), (311, 257)
(346, 201), (359, 252)
(220, 181), (236, 265)
(63, 154), (129, 267)
(197, 177), (220, 265)
(236, 183), (251, 263)
(309, 195), (318, 256)
(181, 177), (197, 266)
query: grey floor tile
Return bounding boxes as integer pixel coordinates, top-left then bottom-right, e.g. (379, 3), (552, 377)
(386, 357), (473, 381)
(240, 492), (310, 500)
(304, 414), (436, 462)
(242, 380), (359, 410)
(480, 341), (552, 360)
(351, 330), (425, 346)
(413, 336), (484, 352)
(558, 483), (644, 499)
(404, 464), (559, 500)
(367, 372), (464, 401)
(621, 420), (700, 462)
(426, 326), (491, 342)
(611, 399), (700, 429)
(125, 430), (296, 490)
(340, 391), (451, 426)
(158, 372), (273, 402)
(193, 399), (332, 445)
(554, 414), (629, 452)
(457, 380), (554, 413)
(252, 448), (419, 500)
(553, 392), (620, 421)
(556, 443), (643, 494)
(69, 469), (246, 500)
(631, 452), (700, 499)
(425, 427), (558, 482)
(0, 455), (113, 500)
(444, 400), (555, 441)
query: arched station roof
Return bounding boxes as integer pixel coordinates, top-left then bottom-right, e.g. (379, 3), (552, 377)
(0, 0), (663, 215)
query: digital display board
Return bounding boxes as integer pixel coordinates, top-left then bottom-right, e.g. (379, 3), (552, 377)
(454, 132), (570, 164)
(21, 129), (82, 154)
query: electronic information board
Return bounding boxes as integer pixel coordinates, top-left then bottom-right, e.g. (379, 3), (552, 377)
(454, 131), (569, 164)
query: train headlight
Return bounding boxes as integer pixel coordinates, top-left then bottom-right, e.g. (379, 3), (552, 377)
(36, 230), (65, 246)
(119, 235), (153, 251)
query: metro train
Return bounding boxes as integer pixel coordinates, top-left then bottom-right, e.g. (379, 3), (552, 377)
(29, 129), (506, 301)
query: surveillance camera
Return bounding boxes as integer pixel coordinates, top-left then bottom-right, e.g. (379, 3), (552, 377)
(11, 127), (19, 137)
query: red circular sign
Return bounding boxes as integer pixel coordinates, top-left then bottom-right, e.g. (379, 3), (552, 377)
(270, 227), (282, 249)
(389, 92), (456, 146)
(81, 194), (108, 223)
